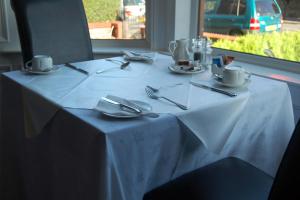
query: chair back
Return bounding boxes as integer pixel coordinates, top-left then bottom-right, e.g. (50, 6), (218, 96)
(11, 0), (93, 65)
(269, 120), (300, 199)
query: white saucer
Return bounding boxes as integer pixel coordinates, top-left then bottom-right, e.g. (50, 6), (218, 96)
(168, 64), (206, 74)
(95, 100), (152, 119)
(213, 75), (251, 88)
(22, 65), (60, 75)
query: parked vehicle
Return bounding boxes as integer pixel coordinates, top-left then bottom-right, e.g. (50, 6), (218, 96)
(123, 0), (145, 18)
(205, 0), (282, 35)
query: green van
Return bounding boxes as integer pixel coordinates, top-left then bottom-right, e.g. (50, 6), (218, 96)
(205, 0), (282, 35)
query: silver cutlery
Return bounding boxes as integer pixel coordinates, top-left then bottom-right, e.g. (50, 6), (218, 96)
(146, 85), (159, 92)
(105, 58), (130, 69)
(96, 67), (120, 74)
(122, 99), (160, 118)
(146, 84), (184, 92)
(145, 86), (188, 110)
(190, 82), (237, 97)
(102, 97), (141, 114)
(102, 97), (159, 118)
(95, 59), (130, 74)
(129, 51), (153, 59)
(65, 63), (89, 75)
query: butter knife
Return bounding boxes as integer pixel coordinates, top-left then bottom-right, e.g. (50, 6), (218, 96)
(65, 63), (89, 75)
(101, 97), (142, 113)
(190, 81), (237, 97)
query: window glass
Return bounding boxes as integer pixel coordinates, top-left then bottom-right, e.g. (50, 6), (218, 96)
(83, 0), (146, 40)
(217, 0), (237, 15)
(238, 0), (247, 16)
(256, 0), (277, 16)
(203, 0), (300, 63)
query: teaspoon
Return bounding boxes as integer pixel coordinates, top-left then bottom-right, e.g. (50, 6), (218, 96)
(105, 58), (130, 69)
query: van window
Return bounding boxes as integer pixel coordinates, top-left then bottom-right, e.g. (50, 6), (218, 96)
(216, 0), (246, 16)
(237, 0), (247, 16)
(256, 0), (279, 16)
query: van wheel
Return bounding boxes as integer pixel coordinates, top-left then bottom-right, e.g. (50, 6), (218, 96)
(229, 30), (243, 36)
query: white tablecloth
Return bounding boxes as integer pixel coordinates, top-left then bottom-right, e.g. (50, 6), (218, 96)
(6, 53), (295, 175)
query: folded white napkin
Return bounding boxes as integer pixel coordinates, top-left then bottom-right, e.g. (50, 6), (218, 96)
(123, 51), (156, 63)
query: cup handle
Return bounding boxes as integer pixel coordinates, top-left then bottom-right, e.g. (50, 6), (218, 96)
(168, 41), (176, 56)
(245, 71), (252, 80)
(25, 60), (33, 69)
(236, 66), (251, 80)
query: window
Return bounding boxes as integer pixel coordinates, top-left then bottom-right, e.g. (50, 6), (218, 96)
(0, 0), (153, 52)
(256, 0), (278, 16)
(238, 0), (247, 16)
(0, 0), (9, 42)
(217, 0), (237, 15)
(83, 0), (146, 40)
(201, 0), (300, 72)
(214, 0), (246, 16)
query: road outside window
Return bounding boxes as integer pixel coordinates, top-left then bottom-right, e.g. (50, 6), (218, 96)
(83, 0), (146, 40)
(202, 0), (300, 63)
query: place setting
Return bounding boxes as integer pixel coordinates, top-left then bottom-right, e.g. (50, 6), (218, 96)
(191, 62), (252, 97)
(94, 95), (159, 119)
(167, 37), (212, 74)
(211, 63), (251, 88)
(21, 55), (60, 75)
(93, 83), (190, 119)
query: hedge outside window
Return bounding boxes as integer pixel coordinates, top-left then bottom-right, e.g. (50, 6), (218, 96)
(201, 0), (300, 64)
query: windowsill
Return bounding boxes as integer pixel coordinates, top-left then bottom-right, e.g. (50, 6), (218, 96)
(94, 48), (300, 86)
(92, 47), (151, 55)
(235, 60), (300, 86)
(2, 48), (300, 86)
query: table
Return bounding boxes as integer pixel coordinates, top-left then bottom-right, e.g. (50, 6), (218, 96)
(0, 54), (295, 200)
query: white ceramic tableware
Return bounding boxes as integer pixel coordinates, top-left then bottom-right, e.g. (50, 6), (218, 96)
(25, 55), (53, 72)
(168, 38), (190, 64)
(222, 66), (251, 87)
(168, 64), (205, 74)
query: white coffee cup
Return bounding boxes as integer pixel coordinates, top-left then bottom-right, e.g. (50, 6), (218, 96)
(25, 55), (53, 72)
(222, 66), (251, 87)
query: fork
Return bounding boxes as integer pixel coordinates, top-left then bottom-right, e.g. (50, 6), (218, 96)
(145, 87), (188, 110)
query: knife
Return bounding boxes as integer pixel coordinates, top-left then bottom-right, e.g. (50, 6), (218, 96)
(190, 81), (237, 97)
(65, 63), (89, 75)
(129, 51), (153, 59)
(101, 97), (142, 113)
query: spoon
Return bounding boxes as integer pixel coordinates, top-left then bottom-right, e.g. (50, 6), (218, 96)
(105, 58), (130, 69)
(96, 59), (130, 74)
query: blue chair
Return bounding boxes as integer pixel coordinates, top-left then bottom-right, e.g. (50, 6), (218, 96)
(144, 120), (300, 200)
(11, 0), (93, 65)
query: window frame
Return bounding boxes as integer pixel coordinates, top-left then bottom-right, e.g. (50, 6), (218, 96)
(0, 0), (9, 42)
(213, 48), (300, 74)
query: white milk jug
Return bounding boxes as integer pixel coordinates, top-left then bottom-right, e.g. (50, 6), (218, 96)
(169, 39), (190, 64)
